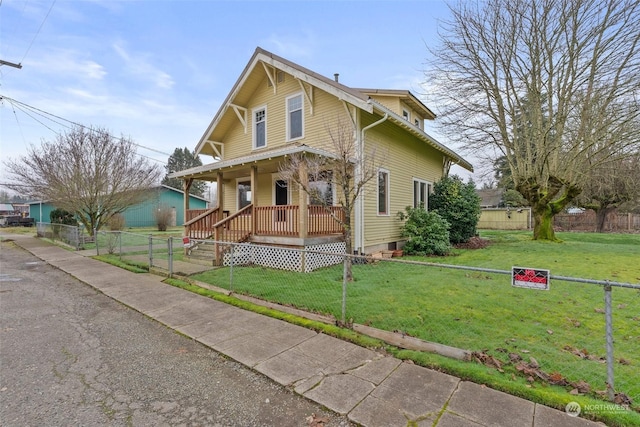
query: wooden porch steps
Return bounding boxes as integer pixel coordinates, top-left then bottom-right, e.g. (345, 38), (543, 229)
(186, 241), (218, 266)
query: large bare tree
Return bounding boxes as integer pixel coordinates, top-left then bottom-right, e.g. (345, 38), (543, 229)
(278, 118), (381, 281)
(3, 126), (162, 231)
(427, 0), (640, 240)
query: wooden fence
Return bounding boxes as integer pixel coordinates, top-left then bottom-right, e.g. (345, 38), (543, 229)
(554, 211), (640, 232)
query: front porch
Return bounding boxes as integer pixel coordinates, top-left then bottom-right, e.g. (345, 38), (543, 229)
(184, 204), (345, 266)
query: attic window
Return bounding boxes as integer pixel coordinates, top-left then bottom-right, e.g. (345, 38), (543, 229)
(414, 118), (420, 128)
(402, 109), (410, 121)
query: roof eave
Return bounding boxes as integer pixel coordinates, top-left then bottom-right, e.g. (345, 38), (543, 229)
(369, 100), (473, 173)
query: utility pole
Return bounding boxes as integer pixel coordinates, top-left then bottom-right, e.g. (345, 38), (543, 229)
(0, 59), (22, 69)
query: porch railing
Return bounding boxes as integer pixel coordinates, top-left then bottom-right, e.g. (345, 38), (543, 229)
(255, 205), (300, 236)
(185, 204), (344, 240)
(213, 204), (253, 243)
(308, 205), (344, 235)
(184, 207), (221, 239)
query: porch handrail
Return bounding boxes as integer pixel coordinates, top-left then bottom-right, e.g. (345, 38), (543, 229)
(184, 207), (219, 227)
(212, 203), (252, 229)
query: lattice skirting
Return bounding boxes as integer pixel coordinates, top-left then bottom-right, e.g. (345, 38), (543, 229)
(223, 242), (346, 272)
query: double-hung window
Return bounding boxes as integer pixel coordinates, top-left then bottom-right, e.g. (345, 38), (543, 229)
(309, 171), (334, 205)
(378, 169), (390, 215)
(413, 178), (431, 209)
(253, 106), (266, 149)
(287, 93), (303, 141)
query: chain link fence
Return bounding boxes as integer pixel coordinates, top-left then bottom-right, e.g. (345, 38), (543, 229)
(36, 222), (90, 250)
(81, 232), (639, 417)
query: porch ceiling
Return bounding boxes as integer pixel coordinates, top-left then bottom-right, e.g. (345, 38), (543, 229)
(167, 144), (340, 182)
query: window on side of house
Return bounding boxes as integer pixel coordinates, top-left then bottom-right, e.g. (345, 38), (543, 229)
(378, 169), (390, 215)
(253, 106), (266, 149)
(402, 109), (410, 121)
(308, 171), (334, 206)
(413, 178), (431, 209)
(287, 93), (303, 141)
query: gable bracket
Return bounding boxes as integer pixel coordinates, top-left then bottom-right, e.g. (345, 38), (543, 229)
(261, 62), (277, 94)
(207, 141), (224, 160)
(297, 79), (314, 115)
(341, 101), (357, 130)
(230, 104), (248, 134)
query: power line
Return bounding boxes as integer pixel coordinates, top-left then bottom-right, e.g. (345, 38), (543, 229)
(20, 0), (57, 64)
(0, 94), (173, 162)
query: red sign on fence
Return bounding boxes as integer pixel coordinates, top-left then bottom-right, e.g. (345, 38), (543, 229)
(512, 266), (550, 290)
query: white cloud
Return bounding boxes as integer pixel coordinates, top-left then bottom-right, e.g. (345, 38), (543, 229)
(24, 49), (106, 81)
(112, 41), (175, 90)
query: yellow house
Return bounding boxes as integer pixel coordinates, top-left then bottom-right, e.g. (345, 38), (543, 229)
(169, 47), (473, 267)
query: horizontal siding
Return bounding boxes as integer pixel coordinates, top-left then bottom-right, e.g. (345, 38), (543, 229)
(361, 114), (444, 250)
(221, 70), (352, 161)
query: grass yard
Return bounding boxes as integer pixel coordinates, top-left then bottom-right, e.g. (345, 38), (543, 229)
(191, 230), (640, 424)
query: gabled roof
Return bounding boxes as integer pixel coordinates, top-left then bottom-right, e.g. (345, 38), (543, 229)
(196, 47), (372, 157)
(195, 46), (473, 172)
(356, 88), (437, 120)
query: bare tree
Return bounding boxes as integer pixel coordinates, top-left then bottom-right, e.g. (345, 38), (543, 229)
(426, 0), (640, 240)
(278, 118), (380, 281)
(3, 126), (162, 231)
(578, 150), (640, 231)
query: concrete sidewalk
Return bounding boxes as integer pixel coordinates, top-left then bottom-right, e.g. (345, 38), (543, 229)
(6, 234), (605, 427)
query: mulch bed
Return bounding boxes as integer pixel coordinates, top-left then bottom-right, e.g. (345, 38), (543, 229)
(454, 236), (491, 249)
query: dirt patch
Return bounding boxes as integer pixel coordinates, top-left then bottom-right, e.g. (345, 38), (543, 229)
(454, 236), (491, 250)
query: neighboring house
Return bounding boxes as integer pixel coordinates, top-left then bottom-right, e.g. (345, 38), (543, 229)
(169, 47), (473, 266)
(0, 204), (16, 216)
(477, 189), (504, 208)
(29, 186), (207, 228)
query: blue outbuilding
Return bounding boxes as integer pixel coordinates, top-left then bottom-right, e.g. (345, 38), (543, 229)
(29, 185), (208, 228)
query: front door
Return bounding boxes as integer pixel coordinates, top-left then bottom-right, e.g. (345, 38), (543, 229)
(274, 180), (288, 222)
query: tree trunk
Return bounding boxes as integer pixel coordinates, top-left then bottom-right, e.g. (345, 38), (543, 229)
(343, 215), (353, 282)
(518, 176), (581, 241)
(532, 203), (557, 241)
(595, 207), (613, 233)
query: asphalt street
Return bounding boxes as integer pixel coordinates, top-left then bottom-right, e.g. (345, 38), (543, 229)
(0, 241), (353, 427)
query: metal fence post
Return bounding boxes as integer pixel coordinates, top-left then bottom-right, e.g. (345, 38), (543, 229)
(604, 283), (615, 401)
(341, 254), (347, 325)
(168, 237), (173, 278)
(119, 231), (123, 260)
(94, 228), (99, 255)
(148, 234), (153, 268)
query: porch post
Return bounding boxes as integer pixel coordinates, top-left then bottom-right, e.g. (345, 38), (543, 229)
(251, 166), (258, 234)
(298, 162), (308, 239)
(216, 172), (224, 222)
(183, 178), (193, 254)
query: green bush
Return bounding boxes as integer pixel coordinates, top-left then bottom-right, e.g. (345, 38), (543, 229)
(397, 207), (451, 256)
(429, 175), (481, 244)
(50, 209), (76, 225)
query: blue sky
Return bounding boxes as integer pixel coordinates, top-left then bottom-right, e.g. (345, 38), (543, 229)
(0, 0), (474, 186)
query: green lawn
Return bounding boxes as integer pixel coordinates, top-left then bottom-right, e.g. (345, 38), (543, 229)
(191, 230), (640, 424)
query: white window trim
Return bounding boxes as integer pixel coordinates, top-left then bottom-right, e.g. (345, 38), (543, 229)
(377, 168), (390, 216)
(413, 178), (431, 210)
(402, 109), (410, 122)
(286, 92), (304, 142)
(252, 105), (267, 150)
(236, 176), (251, 211)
